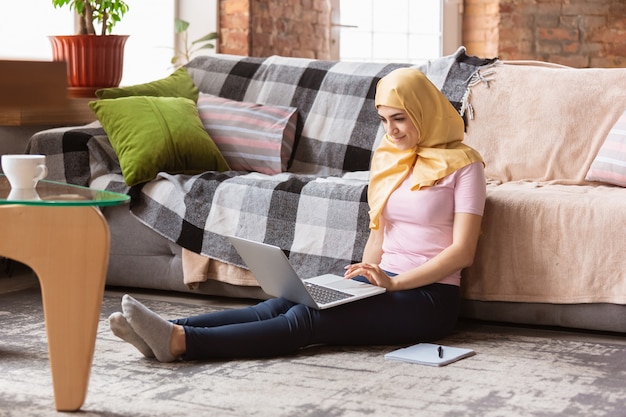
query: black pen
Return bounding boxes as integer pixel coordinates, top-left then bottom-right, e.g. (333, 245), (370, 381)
(438, 345), (444, 358)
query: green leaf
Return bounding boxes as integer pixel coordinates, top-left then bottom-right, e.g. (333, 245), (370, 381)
(175, 19), (190, 34)
(191, 32), (219, 45)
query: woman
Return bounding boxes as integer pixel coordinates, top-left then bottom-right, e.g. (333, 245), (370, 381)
(109, 67), (486, 362)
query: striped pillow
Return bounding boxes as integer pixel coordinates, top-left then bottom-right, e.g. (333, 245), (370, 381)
(586, 110), (626, 187)
(197, 93), (298, 174)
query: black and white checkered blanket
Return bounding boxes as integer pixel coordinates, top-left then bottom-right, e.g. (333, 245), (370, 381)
(27, 48), (497, 278)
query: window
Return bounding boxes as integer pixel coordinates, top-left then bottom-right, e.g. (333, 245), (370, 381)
(0, 2), (74, 60)
(333, 0), (463, 64)
(114, 1), (176, 85)
(0, 0), (217, 86)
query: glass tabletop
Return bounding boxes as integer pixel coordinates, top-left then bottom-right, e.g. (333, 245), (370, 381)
(0, 175), (130, 207)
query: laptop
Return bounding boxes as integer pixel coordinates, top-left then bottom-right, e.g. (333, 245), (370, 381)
(228, 235), (386, 310)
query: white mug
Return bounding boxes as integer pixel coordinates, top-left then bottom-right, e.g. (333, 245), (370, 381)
(7, 188), (41, 201)
(1, 154), (48, 189)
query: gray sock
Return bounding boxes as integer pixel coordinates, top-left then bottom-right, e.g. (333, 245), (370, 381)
(121, 294), (177, 363)
(108, 312), (155, 358)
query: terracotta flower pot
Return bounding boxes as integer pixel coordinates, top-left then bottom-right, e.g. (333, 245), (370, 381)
(49, 35), (129, 98)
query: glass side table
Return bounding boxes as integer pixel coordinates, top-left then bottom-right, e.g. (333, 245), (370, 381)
(0, 175), (129, 411)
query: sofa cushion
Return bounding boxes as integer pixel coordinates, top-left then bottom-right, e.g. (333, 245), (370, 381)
(461, 182), (626, 304)
(89, 96), (229, 186)
(196, 93), (297, 174)
(464, 62), (626, 184)
(95, 67), (199, 102)
(585, 109), (626, 187)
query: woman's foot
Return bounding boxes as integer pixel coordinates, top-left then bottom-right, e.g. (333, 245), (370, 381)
(121, 294), (178, 363)
(108, 311), (155, 358)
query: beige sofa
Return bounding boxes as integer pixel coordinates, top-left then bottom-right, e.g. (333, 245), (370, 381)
(27, 52), (626, 333)
(460, 61), (626, 332)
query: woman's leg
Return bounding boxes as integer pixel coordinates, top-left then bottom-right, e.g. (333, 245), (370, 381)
(182, 283), (459, 360)
(121, 283), (459, 362)
(171, 297), (296, 328)
(182, 302), (317, 359)
(119, 296), (296, 362)
(308, 283), (460, 346)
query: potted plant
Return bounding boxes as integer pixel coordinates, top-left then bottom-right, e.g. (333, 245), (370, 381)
(49, 0), (130, 97)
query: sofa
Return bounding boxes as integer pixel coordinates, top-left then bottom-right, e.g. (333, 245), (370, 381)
(27, 48), (626, 333)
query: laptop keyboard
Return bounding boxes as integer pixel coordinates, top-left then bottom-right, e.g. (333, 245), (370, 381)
(304, 282), (352, 305)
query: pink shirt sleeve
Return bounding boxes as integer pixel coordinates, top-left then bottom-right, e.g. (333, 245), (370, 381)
(378, 162), (486, 285)
(454, 161), (487, 216)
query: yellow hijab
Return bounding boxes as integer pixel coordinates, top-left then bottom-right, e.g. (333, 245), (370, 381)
(368, 67), (483, 229)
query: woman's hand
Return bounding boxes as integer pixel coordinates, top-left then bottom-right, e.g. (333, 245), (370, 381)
(344, 262), (396, 290)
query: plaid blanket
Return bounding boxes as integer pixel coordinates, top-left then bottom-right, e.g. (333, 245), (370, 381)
(27, 48), (497, 280)
(130, 171), (371, 277)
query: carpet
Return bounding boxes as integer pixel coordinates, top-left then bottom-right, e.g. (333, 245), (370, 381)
(0, 285), (625, 417)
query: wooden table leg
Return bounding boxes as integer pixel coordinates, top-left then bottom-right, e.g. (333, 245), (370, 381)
(0, 205), (109, 411)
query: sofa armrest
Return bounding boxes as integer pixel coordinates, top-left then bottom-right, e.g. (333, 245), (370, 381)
(26, 122), (121, 187)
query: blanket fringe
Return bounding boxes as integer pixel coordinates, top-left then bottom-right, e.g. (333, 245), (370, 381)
(460, 61), (501, 121)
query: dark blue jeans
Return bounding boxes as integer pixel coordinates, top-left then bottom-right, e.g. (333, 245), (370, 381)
(172, 279), (460, 360)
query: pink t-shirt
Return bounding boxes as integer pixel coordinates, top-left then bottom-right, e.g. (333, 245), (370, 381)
(378, 161), (486, 286)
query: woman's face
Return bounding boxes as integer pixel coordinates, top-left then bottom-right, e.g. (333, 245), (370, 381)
(377, 105), (420, 151)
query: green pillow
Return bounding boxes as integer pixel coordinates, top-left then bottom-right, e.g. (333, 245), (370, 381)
(89, 96), (230, 186)
(95, 67), (199, 102)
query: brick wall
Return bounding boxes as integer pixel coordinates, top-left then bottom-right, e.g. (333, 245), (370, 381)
(219, 0), (623, 68)
(219, 0), (251, 55)
(463, 0), (500, 59)
(464, 0), (626, 68)
(219, 0), (331, 59)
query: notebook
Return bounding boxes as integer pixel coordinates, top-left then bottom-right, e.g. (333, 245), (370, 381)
(228, 235), (386, 310)
(384, 343), (476, 367)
